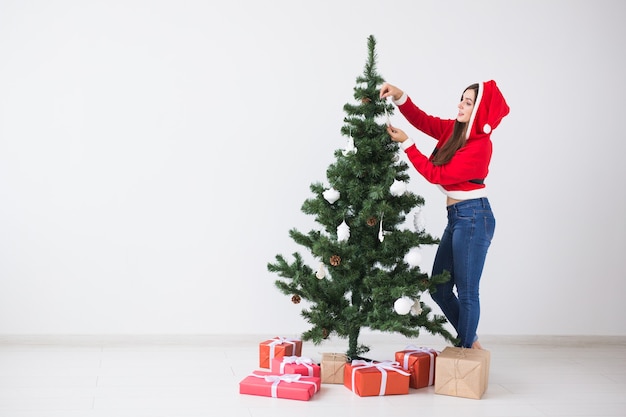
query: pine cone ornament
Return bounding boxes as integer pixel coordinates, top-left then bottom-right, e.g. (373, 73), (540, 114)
(330, 255), (341, 266)
(361, 97), (371, 103)
(367, 216), (377, 226)
(291, 294), (301, 304)
(322, 328), (329, 339)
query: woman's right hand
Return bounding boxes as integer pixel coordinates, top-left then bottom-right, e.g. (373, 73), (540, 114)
(386, 125), (408, 143)
(380, 83), (404, 101)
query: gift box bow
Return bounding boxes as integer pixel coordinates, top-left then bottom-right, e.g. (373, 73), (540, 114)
(282, 356), (313, 365)
(268, 337), (299, 346)
(267, 337), (299, 360)
(350, 360), (410, 396)
(280, 356), (316, 376)
(250, 373), (319, 398)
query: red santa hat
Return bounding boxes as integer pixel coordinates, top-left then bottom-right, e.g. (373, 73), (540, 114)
(466, 80), (510, 139)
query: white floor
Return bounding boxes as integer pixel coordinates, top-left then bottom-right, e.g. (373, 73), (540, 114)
(0, 334), (624, 417)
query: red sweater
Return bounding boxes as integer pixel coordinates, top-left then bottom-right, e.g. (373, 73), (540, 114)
(395, 81), (509, 200)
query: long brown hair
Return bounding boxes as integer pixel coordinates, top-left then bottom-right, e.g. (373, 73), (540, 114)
(431, 83), (479, 166)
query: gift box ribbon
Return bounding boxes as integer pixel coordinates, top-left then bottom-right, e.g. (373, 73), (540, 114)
(403, 345), (438, 386)
(250, 373), (318, 398)
(280, 356), (315, 376)
(267, 337), (299, 361)
(350, 360), (410, 396)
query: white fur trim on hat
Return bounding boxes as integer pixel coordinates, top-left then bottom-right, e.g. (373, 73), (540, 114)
(466, 82), (483, 139)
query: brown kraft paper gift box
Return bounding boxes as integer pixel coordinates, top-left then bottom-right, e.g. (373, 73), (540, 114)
(321, 353), (347, 384)
(434, 347), (490, 399)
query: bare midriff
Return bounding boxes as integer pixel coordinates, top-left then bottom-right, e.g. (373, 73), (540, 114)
(446, 196), (463, 207)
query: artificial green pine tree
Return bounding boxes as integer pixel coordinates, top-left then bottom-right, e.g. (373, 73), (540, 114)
(267, 35), (455, 359)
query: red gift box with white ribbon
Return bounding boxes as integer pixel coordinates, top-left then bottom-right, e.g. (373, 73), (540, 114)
(394, 345), (439, 389)
(271, 355), (321, 377)
(239, 371), (321, 401)
(258, 337), (302, 369)
(343, 359), (410, 397)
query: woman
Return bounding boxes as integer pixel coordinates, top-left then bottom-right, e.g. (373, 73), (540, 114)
(380, 81), (510, 349)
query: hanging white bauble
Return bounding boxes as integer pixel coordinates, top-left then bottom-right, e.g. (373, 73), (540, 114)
(323, 188), (340, 204)
(315, 262), (326, 279)
(404, 247), (422, 267)
(413, 209), (426, 232)
(378, 212), (385, 242)
(389, 179), (407, 196)
(342, 136), (357, 156)
(337, 220), (350, 242)
(410, 299), (423, 316)
(394, 297), (414, 315)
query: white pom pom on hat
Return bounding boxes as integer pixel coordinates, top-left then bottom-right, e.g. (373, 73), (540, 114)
(483, 124), (491, 134)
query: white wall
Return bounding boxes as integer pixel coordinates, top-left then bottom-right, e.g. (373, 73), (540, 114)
(1, 0), (624, 337)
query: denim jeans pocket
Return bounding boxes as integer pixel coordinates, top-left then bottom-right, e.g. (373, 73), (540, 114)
(483, 215), (496, 241)
(455, 207), (475, 220)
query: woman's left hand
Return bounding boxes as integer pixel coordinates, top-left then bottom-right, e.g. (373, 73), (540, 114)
(386, 125), (408, 143)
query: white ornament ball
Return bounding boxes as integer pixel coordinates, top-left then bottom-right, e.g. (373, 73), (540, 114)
(323, 188), (340, 204)
(394, 297), (414, 315)
(337, 220), (350, 242)
(389, 179), (407, 197)
(404, 247), (422, 267)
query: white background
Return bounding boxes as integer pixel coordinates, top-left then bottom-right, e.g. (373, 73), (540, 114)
(1, 0), (624, 338)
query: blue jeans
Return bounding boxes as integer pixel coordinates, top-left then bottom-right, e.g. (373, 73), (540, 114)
(430, 198), (495, 348)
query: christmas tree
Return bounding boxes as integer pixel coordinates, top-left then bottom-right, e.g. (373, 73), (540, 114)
(267, 35), (456, 359)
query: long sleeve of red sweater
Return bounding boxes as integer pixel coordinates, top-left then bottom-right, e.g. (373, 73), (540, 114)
(395, 95), (491, 189)
(400, 139), (491, 186)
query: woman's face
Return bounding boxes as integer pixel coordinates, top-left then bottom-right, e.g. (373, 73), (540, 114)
(457, 89), (476, 123)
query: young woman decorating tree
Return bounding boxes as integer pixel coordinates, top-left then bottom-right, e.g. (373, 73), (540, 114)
(380, 80), (510, 349)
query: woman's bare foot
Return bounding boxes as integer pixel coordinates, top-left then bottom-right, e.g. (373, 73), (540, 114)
(472, 340), (483, 350)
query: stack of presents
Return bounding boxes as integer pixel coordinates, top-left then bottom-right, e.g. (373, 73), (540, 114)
(239, 336), (491, 401)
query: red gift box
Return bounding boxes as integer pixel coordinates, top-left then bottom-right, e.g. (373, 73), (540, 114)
(239, 371), (321, 401)
(259, 337), (302, 369)
(271, 356), (321, 377)
(394, 346), (438, 389)
(344, 360), (410, 397)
